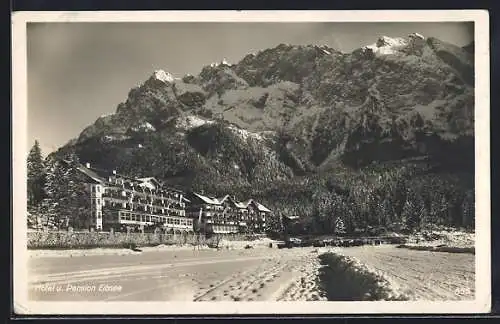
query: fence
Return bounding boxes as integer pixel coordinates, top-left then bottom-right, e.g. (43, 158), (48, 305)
(27, 230), (255, 249)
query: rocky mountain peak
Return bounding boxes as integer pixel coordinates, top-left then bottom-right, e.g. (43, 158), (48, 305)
(152, 69), (175, 83)
(61, 34), (474, 184)
(409, 32), (425, 40)
(376, 35), (407, 48)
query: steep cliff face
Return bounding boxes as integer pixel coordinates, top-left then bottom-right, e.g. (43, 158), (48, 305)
(57, 33), (474, 186)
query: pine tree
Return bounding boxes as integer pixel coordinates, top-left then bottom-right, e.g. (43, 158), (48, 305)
(335, 216), (346, 235)
(43, 157), (69, 229)
(42, 152), (91, 230)
(27, 140), (46, 206)
(461, 191), (474, 229)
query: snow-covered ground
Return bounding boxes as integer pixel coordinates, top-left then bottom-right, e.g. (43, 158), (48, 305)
(405, 229), (475, 249)
(29, 244), (474, 302)
(27, 238), (281, 259)
(28, 244), (211, 259)
(321, 245), (475, 301)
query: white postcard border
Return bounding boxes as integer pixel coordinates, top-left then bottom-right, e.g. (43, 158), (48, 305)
(12, 10), (491, 315)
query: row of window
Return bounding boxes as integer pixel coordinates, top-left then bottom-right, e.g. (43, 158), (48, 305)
(104, 185), (182, 200)
(119, 212), (193, 226)
(97, 199), (184, 215)
(103, 192), (185, 207)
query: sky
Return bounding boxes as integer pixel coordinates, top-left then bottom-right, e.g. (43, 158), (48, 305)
(26, 22), (474, 156)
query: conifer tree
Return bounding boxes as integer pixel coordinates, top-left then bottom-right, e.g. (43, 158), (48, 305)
(27, 140), (46, 206)
(335, 216), (346, 235)
(43, 156), (69, 229)
(43, 152), (91, 229)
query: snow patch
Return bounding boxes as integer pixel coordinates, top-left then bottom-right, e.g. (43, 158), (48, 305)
(210, 58), (231, 68)
(101, 134), (131, 143)
(131, 122), (156, 133)
(176, 115), (215, 130)
(153, 69), (174, 83)
(228, 125), (263, 141)
(99, 113), (114, 119)
(409, 32), (425, 40)
(364, 36), (408, 55)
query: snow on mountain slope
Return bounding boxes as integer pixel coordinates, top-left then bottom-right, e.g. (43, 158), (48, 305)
(176, 115), (215, 130)
(364, 36), (409, 55)
(153, 70), (175, 83)
(63, 33), (473, 175)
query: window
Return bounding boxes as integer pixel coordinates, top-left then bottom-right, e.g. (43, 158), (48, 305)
(96, 186), (100, 193)
(122, 202), (126, 208)
(91, 186), (95, 193)
(167, 218), (172, 224)
(96, 199), (101, 205)
(96, 212), (102, 219)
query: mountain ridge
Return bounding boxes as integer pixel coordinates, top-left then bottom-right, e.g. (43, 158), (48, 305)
(53, 32), (474, 193)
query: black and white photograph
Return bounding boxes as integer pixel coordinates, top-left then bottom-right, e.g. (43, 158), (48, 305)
(12, 10), (490, 315)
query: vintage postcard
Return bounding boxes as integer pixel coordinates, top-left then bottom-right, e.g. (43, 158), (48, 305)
(12, 10), (490, 315)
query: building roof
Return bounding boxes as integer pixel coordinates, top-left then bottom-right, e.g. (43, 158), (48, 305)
(241, 199), (272, 213)
(217, 194), (230, 204)
(254, 201), (272, 213)
(137, 177), (162, 186)
(192, 192), (222, 205)
(74, 162), (185, 193)
(226, 196), (248, 209)
(75, 164), (107, 184)
(232, 200), (248, 209)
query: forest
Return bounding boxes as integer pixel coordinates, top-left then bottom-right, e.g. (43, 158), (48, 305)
(27, 138), (474, 235)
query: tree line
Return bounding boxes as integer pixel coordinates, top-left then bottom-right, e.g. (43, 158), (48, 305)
(202, 161), (475, 236)
(27, 139), (474, 234)
(27, 141), (90, 230)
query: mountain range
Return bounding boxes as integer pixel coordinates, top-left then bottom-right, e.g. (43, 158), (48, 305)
(52, 33), (474, 202)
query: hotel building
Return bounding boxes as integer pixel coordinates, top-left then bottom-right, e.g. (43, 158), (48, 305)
(185, 192), (272, 235)
(75, 163), (192, 232)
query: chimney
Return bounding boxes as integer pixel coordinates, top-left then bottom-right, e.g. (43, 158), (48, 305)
(85, 162), (90, 168)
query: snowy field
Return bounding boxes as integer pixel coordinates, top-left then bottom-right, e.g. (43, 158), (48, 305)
(28, 238), (474, 302)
